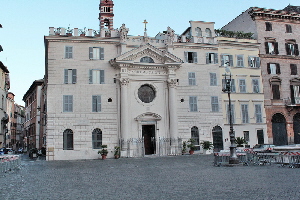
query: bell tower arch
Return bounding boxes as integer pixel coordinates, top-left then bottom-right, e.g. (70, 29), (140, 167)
(99, 0), (114, 30)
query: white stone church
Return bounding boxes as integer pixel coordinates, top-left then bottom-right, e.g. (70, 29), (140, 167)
(44, 0), (224, 160)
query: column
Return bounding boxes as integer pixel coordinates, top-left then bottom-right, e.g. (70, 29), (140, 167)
(120, 78), (129, 150)
(168, 79), (178, 154)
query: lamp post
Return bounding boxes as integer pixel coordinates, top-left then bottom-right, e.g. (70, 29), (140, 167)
(223, 64), (239, 164)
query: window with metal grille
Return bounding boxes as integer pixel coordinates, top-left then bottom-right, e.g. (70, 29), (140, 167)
(92, 128), (102, 149)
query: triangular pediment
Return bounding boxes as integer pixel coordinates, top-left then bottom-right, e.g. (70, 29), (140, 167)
(110, 43), (183, 65)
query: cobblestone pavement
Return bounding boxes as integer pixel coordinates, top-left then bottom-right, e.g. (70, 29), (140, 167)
(1, 154), (300, 200)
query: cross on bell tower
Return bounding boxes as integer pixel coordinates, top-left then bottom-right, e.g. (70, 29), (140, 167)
(99, 0), (114, 30)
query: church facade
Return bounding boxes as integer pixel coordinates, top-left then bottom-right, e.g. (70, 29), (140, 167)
(44, 0), (263, 160)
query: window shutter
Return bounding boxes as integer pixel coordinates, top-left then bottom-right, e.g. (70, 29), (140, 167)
(291, 85), (295, 104)
(272, 85), (280, 99)
(231, 79), (236, 93)
(89, 47), (93, 59)
(295, 44), (299, 56)
(72, 69), (77, 84)
(229, 55), (233, 67)
(69, 96), (73, 112)
(193, 52), (198, 63)
(248, 56), (251, 67)
(100, 47), (104, 60)
(64, 69), (68, 84)
(214, 53), (218, 64)
(89, 70), (93, 84)
(265, 42), (269, 54)
(285, 43), (290, 55)
(267, 63), (271, 74)
(100, 70), (105, 84)
(291, 64), (297, 75)
(221, 54), (224, 66)
(256, 57), (260, 68)
(184, 52), (188, 63)
(274, 42), (279, 54)
(92, 96), (97, 112)
(97, 96), (101, 112)
(276, 63), (281, 74)
(206, 53), (209, 64)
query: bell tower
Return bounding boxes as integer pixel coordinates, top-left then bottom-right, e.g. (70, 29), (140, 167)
(99, 0), (114, 30)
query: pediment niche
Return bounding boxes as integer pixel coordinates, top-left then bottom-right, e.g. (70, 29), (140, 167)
(110, 43), (183, 66)
(135, 112), (162, 121)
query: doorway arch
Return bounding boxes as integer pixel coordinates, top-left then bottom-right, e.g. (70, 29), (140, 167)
(272, 113), (287, 146)
(293, 113), (300, 144)
(212, 126), (223, 152)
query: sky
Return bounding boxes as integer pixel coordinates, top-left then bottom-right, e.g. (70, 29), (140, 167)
(0, 0), (299, 105)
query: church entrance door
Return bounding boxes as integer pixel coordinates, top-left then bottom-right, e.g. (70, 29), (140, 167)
(142, 125), (156, 155)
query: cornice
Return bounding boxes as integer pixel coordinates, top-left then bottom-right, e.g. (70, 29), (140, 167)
(260, 54), (300, 60)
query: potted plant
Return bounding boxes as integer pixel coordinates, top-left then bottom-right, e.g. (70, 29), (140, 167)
(98, 145), (108, 159)
(235, 137), (247, 147)
(182, 141), (187, 155)
(200, 141), (213, 154)
(114, 146), (120, 159)
(187, 139), (196, 154)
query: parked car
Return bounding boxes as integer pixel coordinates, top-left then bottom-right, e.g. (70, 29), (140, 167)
(253, 144), (276, 152)
(17, 148), (23, 154)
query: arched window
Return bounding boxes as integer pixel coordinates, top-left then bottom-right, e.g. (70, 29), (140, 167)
(205, 28), (212, 37)
(63, 129), (73, 150)
(140, 56), (154, 63)
(191, 126), (200, 150)
(92, 128), (102, 149)
(195, 27), (202, 37)
(104, 19), (110, 27)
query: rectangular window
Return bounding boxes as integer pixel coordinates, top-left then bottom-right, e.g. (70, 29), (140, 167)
(267, 63), (280, 75)
(211, 96), (219, 112)
(189, 96), (197, 112)
(286, 43), (299, 56)
(188, 72), (196, 85)
(239, 79), (246, 93)
(221, 54), (233, 67)
(286, 24), (292, 33)
(265, 42), (278, 55)
(210, 73), (217, 86)
(65, 46), (73, 59)
(272, 85), (280, 100)
(227, 104), (235, 124)
(222, 79), (235, 93)
(244, 131), (249, 142)
(241, 104), (249, 123)
(237, 55), (244, 67)
(248, 56), (260, 68)
(185, 52), (198, 63)
(291, 64), (297, 75)
(255, 104), (263, 123)
(290, 85), (300, 104)
(92, 95), (101, 112)
(89, 47), (104, 60)
(64, 69), (77, 84)
(63, 95), (73, 112)
(206, 53), (218, 64)
(252, 79), (260, 93)
(265, 22), (272, 31)
(89, 69), (105, 84)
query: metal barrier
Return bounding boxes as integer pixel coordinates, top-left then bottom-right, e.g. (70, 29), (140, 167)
(0, 155), (21, 173)
(214, 150), (300, 167)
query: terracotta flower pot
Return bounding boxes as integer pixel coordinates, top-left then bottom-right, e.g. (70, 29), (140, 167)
(101, 154), (107, 160)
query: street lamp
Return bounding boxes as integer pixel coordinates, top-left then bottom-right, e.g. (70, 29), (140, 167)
(222, 63), (239, 164)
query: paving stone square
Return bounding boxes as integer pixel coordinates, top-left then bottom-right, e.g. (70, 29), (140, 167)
(1, 154), (300, 200)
